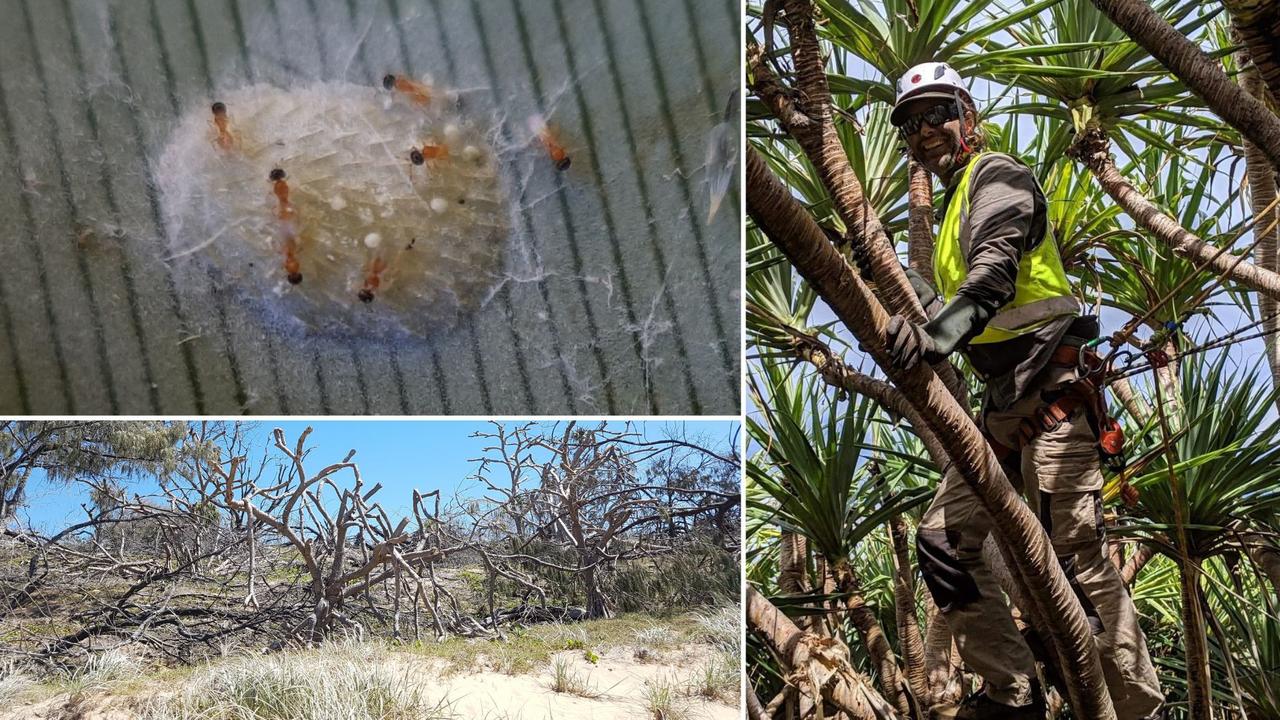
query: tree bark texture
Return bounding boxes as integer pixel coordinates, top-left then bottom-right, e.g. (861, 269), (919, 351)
(922, 593), (965, 707)
(1180, 558), (1213, 719)
(1226, 0), (1280, 104)
(1245, 532), (1280, 599)
(1070, 125), (1280, 303)
(747, 3), (968, 404)
(1238, 43), (1280, 411)
(888, 515), (930, 702)
(747, 584), (900, 720)
(1121, 543), (1155, 587)
(779, 530), (818, 634)
(1089, 0), (1280, 172)
(779, 531), (810, 596)
(1110, 375), (1151, 424)
(584, 564), (614, 619)
(747, 684), (769, 720)
(748, 145), (1117, 719)
(832, 560), (914, 716)
(908, 160), (936, 276)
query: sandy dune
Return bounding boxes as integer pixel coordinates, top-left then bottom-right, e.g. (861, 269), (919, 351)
(428, 648), (739, 719)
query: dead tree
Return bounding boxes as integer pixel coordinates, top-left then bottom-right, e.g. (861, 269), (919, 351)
(1, 420), (740, 673)
(469, 422), (740, 619)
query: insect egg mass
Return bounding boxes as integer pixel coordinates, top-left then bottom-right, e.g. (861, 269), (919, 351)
(156, 81), (511, 338)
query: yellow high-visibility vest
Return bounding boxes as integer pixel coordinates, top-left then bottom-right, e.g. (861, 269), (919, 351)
(934, 152), (1078, 344)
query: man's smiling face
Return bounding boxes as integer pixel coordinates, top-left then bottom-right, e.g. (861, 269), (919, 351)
(900, 95), (973, 180)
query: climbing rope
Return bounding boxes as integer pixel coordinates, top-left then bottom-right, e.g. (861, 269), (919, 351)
(1082, 193), (1280, 377)
(1099, 191), (1280, 349)
(1106, 310), (1280, 383)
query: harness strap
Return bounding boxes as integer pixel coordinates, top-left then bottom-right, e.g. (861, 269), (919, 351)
(981, 345), (1125, 474)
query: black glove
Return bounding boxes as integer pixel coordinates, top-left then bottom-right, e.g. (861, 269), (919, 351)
(885, 315), (938, 370)
(884, 295), (993, 371)
(904, 267), (938, 309)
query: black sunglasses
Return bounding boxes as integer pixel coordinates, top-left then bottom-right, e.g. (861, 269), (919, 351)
(898, 102), (961, 136)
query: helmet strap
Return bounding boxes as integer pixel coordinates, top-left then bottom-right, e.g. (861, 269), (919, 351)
(954, 92), (972, 154)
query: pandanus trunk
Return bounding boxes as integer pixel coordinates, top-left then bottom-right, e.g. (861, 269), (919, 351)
(779, 530), (817, 632)
(1121, 544), (1156, 587)
(1152, 364), (1211, 719)
(1245, 533), (1280, 598)
(830, 559), (913, 716)
(888, 515), (929, 702)
(749, 8), (915, 317)
(747, 4), (968, 404)
(1155, 339), (1183, 423)
(1226, 0), (1280, 105)
(1110, 375), (1151, 423)
(1238, 44), (1280, 411)
(583, 565), (614, 619)
(778, 531), (809, 595)
(746, 685), (768, 720)
(813, 555), (840, 638)
(310, 591), (342, 643)
(922, 594), (965, 706)
(1088, 0), (1280, 172)
(1180, 557), (1213, 719)
(907, 159), (935, 276)
(748, 146), (1117, 719)
(1069, 124), (1280, 303)
(746, 584), (899, 720)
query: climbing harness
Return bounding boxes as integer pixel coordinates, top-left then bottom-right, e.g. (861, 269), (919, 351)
(982, 342), (1128, 473)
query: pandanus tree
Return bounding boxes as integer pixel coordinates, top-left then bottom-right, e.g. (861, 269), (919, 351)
(747, 0), (1280, 718)
(984, 0), (1280, 306)
(748, 356), (935, 714)
(1112, 352), (1280, 716)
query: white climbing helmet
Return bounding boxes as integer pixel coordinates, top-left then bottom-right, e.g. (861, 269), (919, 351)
(891, 61), (970, 126)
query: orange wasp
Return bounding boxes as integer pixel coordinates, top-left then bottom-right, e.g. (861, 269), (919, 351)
(357, 255), (388, 303)
(358, 236), (416, 303)
(382, 73), (431, 107)
(210, 101), (238, 149)
(409, 142), (448, 166)
(529, 114), (570, 171)
(269, 168), (303, 285)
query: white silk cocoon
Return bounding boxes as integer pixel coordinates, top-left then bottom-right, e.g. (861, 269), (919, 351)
(156, 81), (510, 338)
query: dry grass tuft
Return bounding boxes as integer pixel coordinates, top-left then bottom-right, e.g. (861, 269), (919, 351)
(640, 674), (694, 720)
(144, 638), (453, 720)
(546, 656), (604, 699)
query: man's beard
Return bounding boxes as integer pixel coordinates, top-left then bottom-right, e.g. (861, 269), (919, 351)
(933, 148), (958, 174)
(921, 129), (970, 178)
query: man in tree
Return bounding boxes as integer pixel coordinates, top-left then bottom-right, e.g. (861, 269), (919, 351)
(880, 62), (1163, 720)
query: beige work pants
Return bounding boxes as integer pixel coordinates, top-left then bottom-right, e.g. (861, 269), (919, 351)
(917, 365), (1163, 718)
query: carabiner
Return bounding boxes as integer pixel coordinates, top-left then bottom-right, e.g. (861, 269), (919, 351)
(1077, 344), (1105, 376)
(1111, 349), (1138, 371)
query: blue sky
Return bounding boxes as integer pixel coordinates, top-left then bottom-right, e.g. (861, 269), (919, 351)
(16, 419), (740, 533)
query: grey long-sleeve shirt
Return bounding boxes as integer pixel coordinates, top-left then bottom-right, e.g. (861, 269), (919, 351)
(935, 152), (1080, 410)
